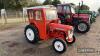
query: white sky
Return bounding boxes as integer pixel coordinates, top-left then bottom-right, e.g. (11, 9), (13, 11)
(38, 0), (100, 12)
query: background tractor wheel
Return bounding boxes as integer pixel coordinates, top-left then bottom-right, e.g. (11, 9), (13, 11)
(52, 39), (67, 53)
(24, 25), (39, 43)
(76, 21), (90, 33)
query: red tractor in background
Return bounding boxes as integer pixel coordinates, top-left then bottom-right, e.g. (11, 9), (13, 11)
(24, 6), (76, 53)
(57, 4), (90, 33)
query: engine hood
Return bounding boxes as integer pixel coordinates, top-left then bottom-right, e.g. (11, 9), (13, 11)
(49, 23), (73, 31)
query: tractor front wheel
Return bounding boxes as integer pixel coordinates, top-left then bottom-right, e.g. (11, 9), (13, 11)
(76, 21), (90, 33)
(24, 25), (39, 43)
(52, 39), (67, 53)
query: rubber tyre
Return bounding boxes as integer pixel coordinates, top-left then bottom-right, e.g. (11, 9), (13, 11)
(66, 36), (76, 44)
(52, 39), (67, 53)
(75, 21), (90, 33)
(24, 25), (39, 43)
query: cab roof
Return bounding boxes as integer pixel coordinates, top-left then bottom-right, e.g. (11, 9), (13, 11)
(57, 3), (71, 6)
(27, 5), (56, 10)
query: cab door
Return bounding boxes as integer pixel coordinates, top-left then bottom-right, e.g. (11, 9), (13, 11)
(34, 10), (47, 40)
(28, 9), (47, 40)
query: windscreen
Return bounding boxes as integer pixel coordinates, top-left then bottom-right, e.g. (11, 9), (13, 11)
(45, 9), (58, 20)
(63, 5), (71, 13)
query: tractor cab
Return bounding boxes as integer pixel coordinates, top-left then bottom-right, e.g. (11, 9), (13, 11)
(27, 6), (59, 40)
(57, 4), (77, 25)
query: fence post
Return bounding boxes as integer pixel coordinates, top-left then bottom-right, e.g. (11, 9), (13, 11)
(23, 8), (27, 23)
(1, 9), (7, 24)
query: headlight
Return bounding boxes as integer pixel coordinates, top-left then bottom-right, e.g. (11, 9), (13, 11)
(67, 29), (73, 39)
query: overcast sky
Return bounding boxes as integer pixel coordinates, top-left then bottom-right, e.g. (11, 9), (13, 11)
(37, 0), (100, 12)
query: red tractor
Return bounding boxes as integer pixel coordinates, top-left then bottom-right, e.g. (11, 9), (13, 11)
(24, 6), (76, 53)
(57, 4), (90, 33)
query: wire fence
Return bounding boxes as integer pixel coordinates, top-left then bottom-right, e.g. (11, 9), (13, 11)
(0, 10), (28, 25)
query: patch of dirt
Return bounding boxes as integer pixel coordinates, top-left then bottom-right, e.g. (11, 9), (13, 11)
(0, 23), (26, 31)
(22, 48), (35, 54)
(1, 41), (11, 44)
(8, 42), (19, 47)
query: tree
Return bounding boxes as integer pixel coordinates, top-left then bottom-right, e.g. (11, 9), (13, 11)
(0, 2), (4, 9)
(0, 0), (42, 10)
(0, 0), (28, 10)
(27, 0), (42, 7)
(52, 0), (61, 6)
(43, 0), (52, 5)
(8, 0), (28, 10)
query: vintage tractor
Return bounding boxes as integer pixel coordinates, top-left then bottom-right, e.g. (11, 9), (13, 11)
(24, 6), (76, 53)
(75, 1), (96, 24)
(57, 4), (90, 33)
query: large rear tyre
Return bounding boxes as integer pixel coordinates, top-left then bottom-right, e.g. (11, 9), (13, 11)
(76, 21), (90, 33)
(52, 39), (67, 53)
(24, 25), (39, 43)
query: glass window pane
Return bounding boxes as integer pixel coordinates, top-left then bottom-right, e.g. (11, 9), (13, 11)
(36, 11), (42, 20)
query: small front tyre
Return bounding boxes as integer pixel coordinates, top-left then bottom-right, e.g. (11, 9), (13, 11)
(52, 39), (67, 53)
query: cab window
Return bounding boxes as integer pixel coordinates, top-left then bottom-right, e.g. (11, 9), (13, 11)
(35, 10), (42, 20)
(28, 10), (34, 19)
(63, 6), (71, 13)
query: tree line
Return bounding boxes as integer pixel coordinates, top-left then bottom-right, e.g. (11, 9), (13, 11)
(0, 0), (42, 10)
(0, 0), (61, 10)
(0, 0), (100, 13)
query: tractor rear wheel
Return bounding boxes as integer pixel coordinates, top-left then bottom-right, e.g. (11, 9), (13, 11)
(24, 25), (39, 43)
(76, 21), (90, 33)
(52, 39), (67, 53)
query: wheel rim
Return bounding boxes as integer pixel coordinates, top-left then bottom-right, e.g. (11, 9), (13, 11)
(54, 41), (64, 52)
(78, 23), (87, 31)
(26, 28), (35, 41)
